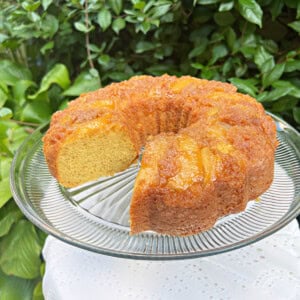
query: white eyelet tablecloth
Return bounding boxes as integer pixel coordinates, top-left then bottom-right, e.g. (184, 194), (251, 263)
(42, 220), (300, 300)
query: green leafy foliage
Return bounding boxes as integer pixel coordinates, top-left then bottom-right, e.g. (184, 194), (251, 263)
(238, 0), (263, 27)
(0, 220), (42, 279)
(112, 18), (126, 34)
(288, 20), (300, 33)
(63, 70), (101, 96)
(0, 178), (12, 208)
(0, 201), (23, 237)
(33, 281), (44, 300)
(0, 0), (299, 298)
(0, 269), (35, 300)
(29, 64), (70, 99)
(97, 9), (112, 31)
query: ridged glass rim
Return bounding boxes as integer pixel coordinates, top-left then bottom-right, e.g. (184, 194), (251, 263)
(10, 113), (300, 260)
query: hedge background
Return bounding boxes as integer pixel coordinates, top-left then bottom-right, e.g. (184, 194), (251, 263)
(0, 0), (300, 298)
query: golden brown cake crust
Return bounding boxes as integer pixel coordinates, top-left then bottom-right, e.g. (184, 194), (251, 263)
(43, 75), (239, 179)
(43, 74), (278, 236)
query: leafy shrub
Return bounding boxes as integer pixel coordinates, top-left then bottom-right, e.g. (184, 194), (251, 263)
(0, 0), (299, 298)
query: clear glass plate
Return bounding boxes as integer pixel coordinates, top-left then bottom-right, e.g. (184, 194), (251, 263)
(10, 114), (300, 260)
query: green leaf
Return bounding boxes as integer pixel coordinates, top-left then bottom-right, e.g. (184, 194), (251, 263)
(37, 229), (47, 249)
(0, 88), (8, 108)
(40, 41), (54, 54)
(241, 32), (257, 46)
(260, 87), (294, 102)
(0, 33), (9, 43)
(41, 14), (59, 38)
(74, 22), (91, 33)
(209, 44), (228, 65)
(29, 64), (70, 99)
(229, 78), (258, 97)
(150, 18), (160, 27)
(0, 87), (8, 108)
(225, 27), (237, 51)
(107, 72), (130, 81)
(150, 4), (171, 19)
(222, 58), (232, 75)
(0, 107), (13, 120)
(261, 59), (275, 74)
(235, 64), (248, 77)
(88, 44), (102, 53)
(28, 12), (41, 23)
(262, 63), (285, 88)
(263, 40), (278, 54)
(285, 60), (300, 72)
(135, 41), (156, 53)
(191, 63), (204, 70)
(58, 100), (68, 110)
(97, 9), (112, 31)
(188, 39), (208, 59)
(0, 82), (8, 94)
(238, 0), (263, 28)
(42, 0), (53, 10)
(33, 281), (44, 300)
(272, 80), (300, 98)
(63, 70), (101, 96)
(1, 157), (12, 180)
(0, 200), (23, 238)
(197, 0), (220, 4)
(254, 46), (274, 73)
(97, 54), (111, 66)
(13, 80), (36, 105)
(109, 0), (122, 15)
(22, 1), (41, 12)
(271, 96), (298, 113)
(288, 21), (300, 33)
(40, 262), (45, 277)
(112, 18), (126, 34)
(201, 67), (215, 80)
(219, 1), (234, 11)
(214, 11), (235, 26)
(146, 64), (177, 76)
(0, 60), (32, 86)
(270, 0), (284, 20)
(21, 100), (52, 123)
(255, 92), (268, 102)
(134, 1), (146, 10)
(137, 21), (152, 34)
(0, 124), (29, 155)
(195, 30), (207, 42)
(0, 220), (42, 279)
(0, 143), (11, 157)
(10, 127), (29, 152)
(0, 178), (12, 208)
(0, 122), (9, 139)
(0, 269), (35, 300)
(293, 107), (300, 124)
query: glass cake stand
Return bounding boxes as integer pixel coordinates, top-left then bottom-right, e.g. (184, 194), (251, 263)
(10, 114), (300, 260)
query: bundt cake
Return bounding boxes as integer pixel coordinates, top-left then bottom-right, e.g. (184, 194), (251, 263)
(43, 75), (278, 236)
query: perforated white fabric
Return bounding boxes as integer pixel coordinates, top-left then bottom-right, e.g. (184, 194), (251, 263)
(43, 220), (300, 300)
